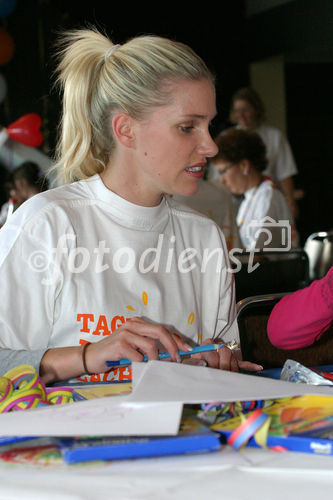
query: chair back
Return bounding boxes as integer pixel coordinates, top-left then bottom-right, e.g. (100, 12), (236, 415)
(232, 249), (310, 302)
(237, 293), (333, 369)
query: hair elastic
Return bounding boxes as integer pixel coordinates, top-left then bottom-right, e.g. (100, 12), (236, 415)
(104, 44), (121, 62)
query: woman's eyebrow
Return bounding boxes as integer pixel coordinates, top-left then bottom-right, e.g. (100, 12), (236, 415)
(180, 113), (217, 120)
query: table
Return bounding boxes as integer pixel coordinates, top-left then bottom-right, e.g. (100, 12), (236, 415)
(0, 445), (333, 499)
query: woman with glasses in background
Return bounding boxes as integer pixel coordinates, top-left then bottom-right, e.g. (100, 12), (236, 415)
(214, 128), (298, 251)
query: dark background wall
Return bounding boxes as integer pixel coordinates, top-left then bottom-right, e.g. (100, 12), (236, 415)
(246, 0), (333, 242)
(0, 0), (332, 243)
(0, 0), (249, 154)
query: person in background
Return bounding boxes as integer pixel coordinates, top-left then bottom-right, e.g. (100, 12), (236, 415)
(11, 161), (49, 205)
(0, 27), (262, 383)
(0, 164), (14, 227)
(0, 162), (10, 207)
(214, 128), (298, 251)
(172, 177), (241, 250)
(267, 266), (333, 349)
(0, 161), (48, 227)
(228, 87), (299, 219)
(0, 180), (16, 227)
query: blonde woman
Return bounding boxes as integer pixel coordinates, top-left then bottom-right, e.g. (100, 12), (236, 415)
(0, 28), (261, 383)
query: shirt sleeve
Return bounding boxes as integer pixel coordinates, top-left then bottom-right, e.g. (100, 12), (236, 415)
(267, 267), (333, 349)
(0, 220), (60, 351)
(0, 348), (47, 376)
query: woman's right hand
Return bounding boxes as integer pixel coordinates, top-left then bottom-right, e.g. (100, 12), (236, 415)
(82, 317), (189, 374)
(40, 317), (189, 383)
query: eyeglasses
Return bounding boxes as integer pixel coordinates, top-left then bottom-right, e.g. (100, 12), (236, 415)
(217, 163), (236, 176)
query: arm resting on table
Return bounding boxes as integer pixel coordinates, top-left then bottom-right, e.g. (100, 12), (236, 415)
(0, 348), (47, 376)
(0, 347), (84, 384)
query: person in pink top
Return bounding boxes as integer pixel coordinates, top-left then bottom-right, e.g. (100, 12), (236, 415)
(267, 266), (333, 349)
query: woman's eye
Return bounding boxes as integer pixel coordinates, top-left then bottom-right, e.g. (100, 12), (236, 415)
(180, 125), (194, 133)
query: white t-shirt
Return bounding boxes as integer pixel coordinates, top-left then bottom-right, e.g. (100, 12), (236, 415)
(172, 179), (241, 250)
(256, 124), (298, 182)
(0, 201), (10, 227)
(237, 179), (298, 250)
(0, 175), (239, 359)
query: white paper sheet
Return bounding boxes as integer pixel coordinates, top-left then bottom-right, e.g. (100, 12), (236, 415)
(0, 397), (183, 437)
(130, 361), (333, 403)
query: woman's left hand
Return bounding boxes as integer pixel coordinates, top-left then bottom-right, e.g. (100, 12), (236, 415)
(188, 338), (263, 372)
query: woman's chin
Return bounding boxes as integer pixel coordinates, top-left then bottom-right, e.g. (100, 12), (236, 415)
(178, 183), (200, 197)
(229, 188), (243, 196)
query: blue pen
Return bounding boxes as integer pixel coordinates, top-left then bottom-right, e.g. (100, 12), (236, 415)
(106, 343), (225, 367)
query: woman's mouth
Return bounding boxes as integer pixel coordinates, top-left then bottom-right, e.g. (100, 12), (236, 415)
(185, 165), (205, 178)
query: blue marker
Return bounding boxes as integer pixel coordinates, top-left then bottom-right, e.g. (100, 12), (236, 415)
(106, 343), (225, 367)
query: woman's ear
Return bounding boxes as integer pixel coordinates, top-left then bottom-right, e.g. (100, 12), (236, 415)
(112, 113), (136, 148)
(239, 159), (250, 176)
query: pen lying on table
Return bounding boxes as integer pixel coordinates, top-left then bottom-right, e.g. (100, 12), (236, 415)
(106, 343), (225, 367)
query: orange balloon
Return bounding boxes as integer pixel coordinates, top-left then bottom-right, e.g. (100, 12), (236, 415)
(0, 28), (14, 65)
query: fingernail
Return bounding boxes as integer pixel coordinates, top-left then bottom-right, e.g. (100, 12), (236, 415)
(184, 344), (193, 351)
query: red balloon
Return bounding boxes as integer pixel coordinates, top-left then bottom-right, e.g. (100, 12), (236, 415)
(0, 27), (14, 65)
(7, 113), (43, 147)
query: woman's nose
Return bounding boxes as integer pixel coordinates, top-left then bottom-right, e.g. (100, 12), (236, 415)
(199, 132), (218, 158)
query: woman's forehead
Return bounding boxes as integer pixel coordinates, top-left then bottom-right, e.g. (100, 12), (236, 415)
(162, 79), (216, 117)
(233, 99), (253, 110)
